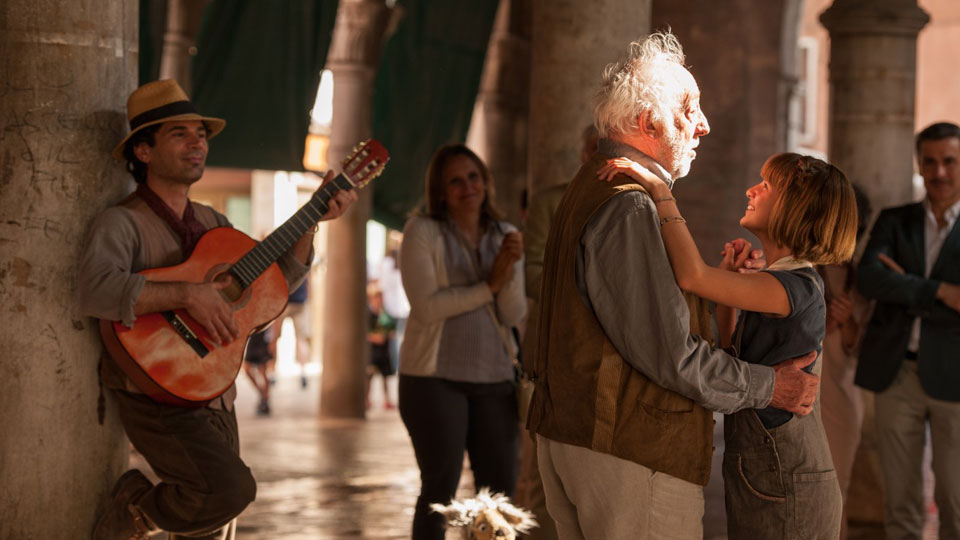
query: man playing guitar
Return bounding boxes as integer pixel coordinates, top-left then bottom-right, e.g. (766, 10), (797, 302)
(79, 79), (357, 540)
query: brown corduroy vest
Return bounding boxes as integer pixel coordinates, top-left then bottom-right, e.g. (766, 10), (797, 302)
(526, 153), (715, 486)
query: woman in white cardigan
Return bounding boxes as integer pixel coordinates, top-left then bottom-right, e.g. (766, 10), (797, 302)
(399, 144), (526, 540)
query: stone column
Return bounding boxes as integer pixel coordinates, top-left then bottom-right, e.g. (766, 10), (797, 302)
(820, 0), (929, 217)
(651, 1), (801, 256)
(527, 0), (651, 196)
(158, 0), (209, 92)
(466, 0), (531, 227)
(0, 1), (136, 536)
(321, 0), (391, 419)
(821, 1), (928, 528)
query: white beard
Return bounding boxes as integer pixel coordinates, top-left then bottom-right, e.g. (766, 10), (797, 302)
(658, 121), (692, 179)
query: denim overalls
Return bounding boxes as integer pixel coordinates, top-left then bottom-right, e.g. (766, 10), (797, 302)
(722, 261), (843, 539)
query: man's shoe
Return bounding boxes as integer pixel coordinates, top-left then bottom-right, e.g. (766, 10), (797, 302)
(92, 469), (158, 540)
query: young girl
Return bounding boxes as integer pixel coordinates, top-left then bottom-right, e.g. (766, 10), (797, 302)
(598, 152), (858, 539)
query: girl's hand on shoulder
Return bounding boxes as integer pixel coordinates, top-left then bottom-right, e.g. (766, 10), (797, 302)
(596, 158), (669, 197)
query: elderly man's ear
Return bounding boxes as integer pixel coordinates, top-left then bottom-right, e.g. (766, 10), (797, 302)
(636, 110), (661, 139)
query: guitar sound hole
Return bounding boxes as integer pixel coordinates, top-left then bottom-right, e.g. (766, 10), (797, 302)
(204, 265), (253, 310)
(218, 274), (245, 303)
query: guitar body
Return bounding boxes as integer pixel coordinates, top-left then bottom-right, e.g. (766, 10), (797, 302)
(99, 227), (289, 407)
(98, 138), (389, 407)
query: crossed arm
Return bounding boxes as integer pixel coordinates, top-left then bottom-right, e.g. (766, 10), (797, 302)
(399, 218), (526, 328)
(857, 210), (960, 317)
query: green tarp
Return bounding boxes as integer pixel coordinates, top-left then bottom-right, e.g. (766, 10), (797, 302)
(191, 0), (338, 172)
(371, 0), (500, 229)
(138, 0), (497, 213)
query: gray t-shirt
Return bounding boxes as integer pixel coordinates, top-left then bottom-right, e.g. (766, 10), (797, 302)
(734, 266), (825, 427)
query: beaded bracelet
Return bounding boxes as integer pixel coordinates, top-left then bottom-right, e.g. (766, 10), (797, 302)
(659, 216), (687, 227)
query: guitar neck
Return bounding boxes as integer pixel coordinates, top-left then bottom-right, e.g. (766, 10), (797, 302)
(229, 174), (354, 289)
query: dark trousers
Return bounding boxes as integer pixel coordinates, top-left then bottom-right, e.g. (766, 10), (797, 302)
(399, 375), (519, 540)
(114, 391), (256, 539)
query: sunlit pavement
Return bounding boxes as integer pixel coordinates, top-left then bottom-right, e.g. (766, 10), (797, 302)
(130, 372), (940, 539)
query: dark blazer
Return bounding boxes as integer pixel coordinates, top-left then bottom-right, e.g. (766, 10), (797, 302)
(855, 202), (960, 401)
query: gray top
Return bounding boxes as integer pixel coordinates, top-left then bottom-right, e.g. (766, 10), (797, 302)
(434, 221), (515, 383)
(735, 266), (824, 427)
(575, 139), (775, 414)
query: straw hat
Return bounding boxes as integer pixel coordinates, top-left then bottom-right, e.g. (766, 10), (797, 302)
(112, 79), (226, 160)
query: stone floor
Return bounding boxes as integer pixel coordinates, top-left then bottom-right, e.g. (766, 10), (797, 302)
(129, 372), (941, 539)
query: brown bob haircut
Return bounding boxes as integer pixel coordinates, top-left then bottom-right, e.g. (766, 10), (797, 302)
(763, 152), (857, 265)
(422, 144), (504, 225)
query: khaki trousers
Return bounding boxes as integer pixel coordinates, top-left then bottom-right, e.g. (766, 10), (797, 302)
(514, 431), (559, 540)
(875, 360), (960, 540)
(536, 435), (703, 540)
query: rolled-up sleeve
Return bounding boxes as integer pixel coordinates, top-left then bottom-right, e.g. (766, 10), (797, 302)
(856, 208), (940, 312)
(581, 192), (774, 414)
(76, 208), (146, 327)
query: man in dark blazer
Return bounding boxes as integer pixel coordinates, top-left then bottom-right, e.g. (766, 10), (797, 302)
(856, 122), (960, 540)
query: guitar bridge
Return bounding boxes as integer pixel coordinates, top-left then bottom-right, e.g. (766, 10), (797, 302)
(162, 311), (210, 358)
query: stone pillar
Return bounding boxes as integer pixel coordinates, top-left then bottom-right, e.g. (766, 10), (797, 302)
(466, 0), (531, 227)
(820, 0), (929, 218)
(527, 0), (651, 196)
(158, 0), (209, 92)
(821, 1), (928, 528)
(0, 1), (136, 537)
(651, 1), (801, 256)
(321, 0), (391, 418)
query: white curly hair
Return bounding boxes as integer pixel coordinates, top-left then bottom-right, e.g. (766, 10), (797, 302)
(593, 31), (688, 138)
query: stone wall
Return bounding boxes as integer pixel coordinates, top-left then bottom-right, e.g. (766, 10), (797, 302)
(652, 0), (801, 255)
(0, 1), (137, 536)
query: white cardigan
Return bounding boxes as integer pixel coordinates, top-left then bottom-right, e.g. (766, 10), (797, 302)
(398, 216), (527, 377)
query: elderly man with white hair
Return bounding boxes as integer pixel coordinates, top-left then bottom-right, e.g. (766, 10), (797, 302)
(524, 32), (821, 539)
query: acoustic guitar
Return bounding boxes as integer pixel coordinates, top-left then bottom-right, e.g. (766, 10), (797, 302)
(100, 140), (389, 407)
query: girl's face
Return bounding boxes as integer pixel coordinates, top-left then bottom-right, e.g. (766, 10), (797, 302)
(740, 174), (779, 234)
(442, 154), (486, 219)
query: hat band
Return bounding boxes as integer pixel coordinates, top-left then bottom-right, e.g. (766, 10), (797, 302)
(129, 100), (199, 131)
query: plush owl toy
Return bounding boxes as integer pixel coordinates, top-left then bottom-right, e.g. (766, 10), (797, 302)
(431, 488), (538, 540)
